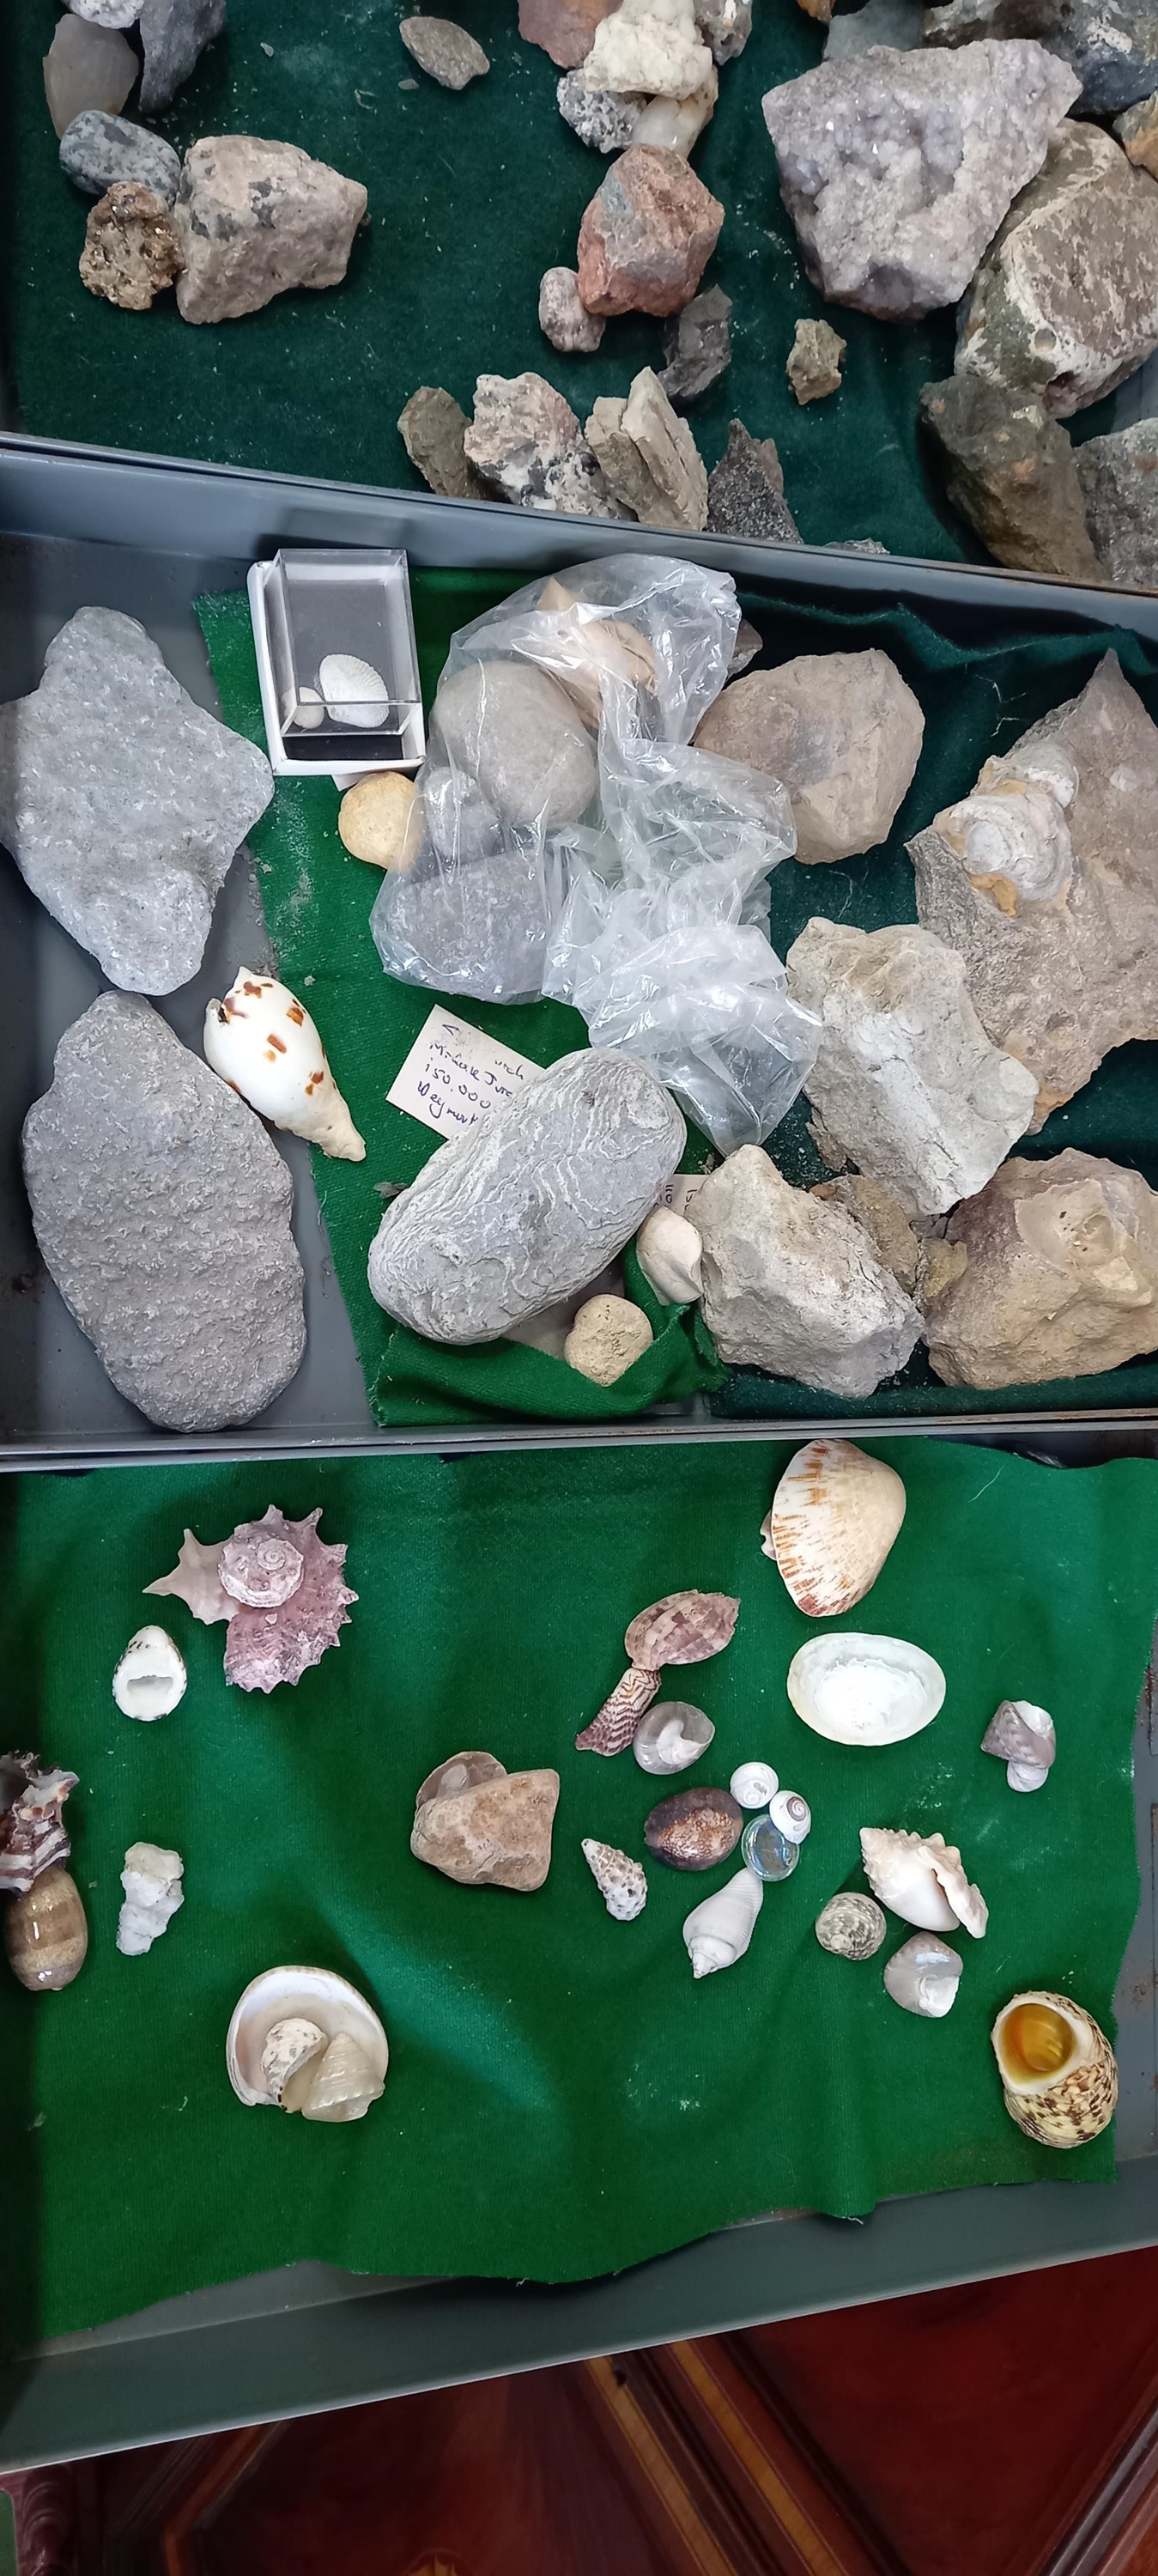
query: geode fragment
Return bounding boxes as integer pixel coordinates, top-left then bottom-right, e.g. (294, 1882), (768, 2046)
(925, 0), (1158, 115)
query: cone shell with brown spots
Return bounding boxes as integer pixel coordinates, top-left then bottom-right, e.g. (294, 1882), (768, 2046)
(991, 1990), (1119, 2148)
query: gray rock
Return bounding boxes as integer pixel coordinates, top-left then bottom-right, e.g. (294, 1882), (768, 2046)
(370, 835), (555, 1002)
(785, 918), (1038, 1218)
(695, 1145), (922, 1396)
(433, 659), (597, 829)
(539, 265), (605, 353)
(0, 607), (272, 994)
(1076, 418), (1158, 587)
(825, 0), (923, 53)
(22, 996), (305, 1431)
(1117, 88), (1158, 174)
(60, 112), (183, 204)
(809, 1174), (924, 1297)
(958, 120), (1158, 416)
(762, 42), (1080, 321)
(43, 16), (136, 137)
(919, 374), (1100, 578)
(786, 318), (845, 405)
(398, 386), (487, 500)
(659, 285), (732, 406)
(556, 67), (644, 150)
(706, 420), (800, 544)
(367, 1049), (686, 1342)
(138, 0), (225, 112)
(911, 653), (1158, 1126)
(694, 0), (751, 57)
(464, 371), (623, 516)
(925, 0), (1158, 114)
(586, 369), (708, 529)
(924, 1149), (1158, 1388)
(399, 15), (490, 87)
(172, 136), (367, 325)
(694, 649), (925, 864)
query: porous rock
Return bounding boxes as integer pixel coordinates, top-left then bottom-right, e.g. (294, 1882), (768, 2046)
(556, 66), (644, 150)
(695, 1145), (922, 1396)
(138, 0), (225, 112)
(539, 265), (605, 354)
(564, 1292), (654, 1382)
(919, 374), (1100, 579)
(924, 1150), (1158, 1388)
(1118, 88), (1158, 173)
(399, 15), (490, 87)
(694, 649), (924, 864)
(659, 283), (731, 405)
(367, 1050), (686, 1342)
(576, 144), (725, 318)
(432, 660), (597, 828)
(785, 918), (1038, 1219)
(958, 120), (1158, 416)
(706, 420), (800, 544)
(911, 653), (1158, 1125)
(694, 0), (751, 58)
(22, 996), (305, 1431)
(60, 111), (183, 204)
(464, 371), (622, 514)
(1076, 419), (1158, 588)
(0, 606), (272, 993)
(761, 42), (1080, 321)
(583, 0), (712, 98)
(925, 0), (1158, 115)
(787, 318), (845, 405)
(43, 15), (136, 137)
(398, 386), (487, 500)
(519, 0), (617, 67)
(586, 368), (707, 528)
(79, 183), (183, 312)
(172, 137), (367, 325)
(410, 1768), (561, 1890)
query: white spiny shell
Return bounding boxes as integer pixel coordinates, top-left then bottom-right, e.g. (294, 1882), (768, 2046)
(788, 1634), (944, 1747)
(635, 1208), (703, 1305)
(318, 653), (391, 728)
(682, 1867), (762, 1978)
(883, 1933), (963, 2018)
(860, 1826), (987, 1938)
(762, 1439), (906, 1619)
(204, 970), (366, 1162)
(294, 2031), (385, 2123)
(730, 1761), (779, 1809)
(112, 1625), (186, 1720)
(117, 1843), (184, 1955)
(582, 1837), (648, 1922)
(227, 1965), (388, 2111)
(260, 2016), (328, 2105)
(991, 1990), (1118, 2148)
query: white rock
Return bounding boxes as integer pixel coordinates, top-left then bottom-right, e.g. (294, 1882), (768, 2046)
(786, 918), (1039, 1220)
(632, 64), (718, 153)
(112, 1625), (187, 1720)
(564, 1292), (654, 1384)
(117, 1842), (185, 1955)
(695, 1145), (922, 1397)
(635, 1206), (703, 1303)
(584, 0), (712, 98)
(318, 654), (391, 730)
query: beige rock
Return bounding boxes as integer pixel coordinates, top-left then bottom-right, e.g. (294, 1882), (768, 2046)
(464, 372), (623, 516)
(398, 386), (487, 501)
(409, 1766), (561, 1890)
(338, 774), (422, 871)
(583, 0), (712, 98)
(958, 120), (1158, 417)
(564, 1292), (654, 1383)
(811, 1176), (921, 1296)
(632, 65), (718, 154)
(539, 266), (605, 355)
(925, 1150), (1158, 1389)
(696, 1145), (922, 1397)
(694, 650), (925, 866)
(44, 15), (136, 137)
(173, 137), (367, 326)
(787, 318), (846, 404)
(577, 145), (725, 318)
(79, 182), (183, 311)
(585, 368), (707, 529)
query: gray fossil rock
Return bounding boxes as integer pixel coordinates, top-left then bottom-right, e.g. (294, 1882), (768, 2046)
(586, 368), (708, 528)
(1076, 419), (1158, 589)
(786, 918), (1038, 1218)
(924, 1149), (1158, 1388)
(706, 420), (800, 544)
(138, 0), (225, 110)
(0, 606), (272, 993)
(60, 111), (183, 204)
(910, 653), (1158, 1127)
(762, 42), (1080, 320)
(397, 386), (488, 500)
(924, 0), (1158, 114)
(919, 374), (1100, 579)
(694, 649), (925, 864)
(695, 1145), (923, 1395)
(22, 996), (305, 1431)
(464, 372), (624, 516)
(957, 120), (1158, 416)
(173, 136), (367, 325)
(367, 1050), (686, 1342)
(432, 660), (597, 829)
(556, 66), (644, 149)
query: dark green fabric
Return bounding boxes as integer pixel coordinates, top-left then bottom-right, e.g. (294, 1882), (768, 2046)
(199, 575), (1158, 1426)
(3, 0), (1124, 559)
(1, 1440), (1155, 2347)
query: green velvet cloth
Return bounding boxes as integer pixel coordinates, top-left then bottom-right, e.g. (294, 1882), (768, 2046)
(199, 575), (1158, 1427)
(2, 1439), (1155, 2347)
(3, 0), (1129, 558)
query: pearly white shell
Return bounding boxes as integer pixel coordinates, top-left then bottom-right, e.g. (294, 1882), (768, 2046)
(860, 1826), (988, 1939)
(291, 2030), (384, 2123)
(762, 1439), (906, 1619)
(633, 1702), (714, 1776)
(112, 1626), (186, 1721)
(204, 969), (366, 1162)
(635, 1208), (703, 1305)
(730, 1760), (779, 1809)
(227, 1966), (388, 2116)
(117, 1842), (184, 1954)
(1009, 1759), (1051, 1793)
(318, 653), (391, 729)
(682, 1866), (762, 1978)
(788, 1633), (944, 1747)
(883, 1932), (962, 2018)
(581, 1837), (647, 1922)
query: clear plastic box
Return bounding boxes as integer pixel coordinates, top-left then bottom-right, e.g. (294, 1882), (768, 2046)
(248, 547), (425, 784)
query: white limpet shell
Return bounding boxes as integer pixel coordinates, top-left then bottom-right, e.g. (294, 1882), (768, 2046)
(730, 1760), (779, 1809)
(883, 1932), (963, 2019)
(859, 1826), (988, 1939)
(112, 1625), (186, 1721)
(227, 1966), (388, 2122)
(581, 1837), (648, 1922)
(788, 1633), (944, 1747)
(318, 653), (391, 729)
(762, 1439), (906, 1619)
(633, 1701), (714, 1776)
(682, 1866), (762, 1978)
(991, 1990), (1118, 2148)
(292, 687), (326, 731)
(204, 969), (366, 1162)
(635, 1208), (703, 1306)
(117, 1842), (184, 1955)
(769, 1789), (811, 1844)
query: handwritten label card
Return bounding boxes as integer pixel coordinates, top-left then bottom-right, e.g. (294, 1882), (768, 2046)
(387, 1006), (543, 1139)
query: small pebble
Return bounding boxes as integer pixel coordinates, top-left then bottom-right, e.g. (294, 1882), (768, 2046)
(293, 688), (325, 731)
(261, 39), (275, 53)
(338, 772), (422, 870)
(60, 111), (183, 205)
(786, 317), (846, 406)
(399, 16), (490, 88)
(44, 15), (136, 137)
(539, 264), (605, 355)
(564, 1294), (653, 1387)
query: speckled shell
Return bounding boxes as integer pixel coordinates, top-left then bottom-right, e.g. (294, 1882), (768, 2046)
(624, 1591), (739, 1668)
(3, 1865), (88, 1991)
(645, 1785), (744, 1871)
(203, 969), (366, 1163)
(223, 1509), (356, 1693)
(762, 1439), (906, 1619)
(575, 1664), (660, 1755)
(991, 1990), (1118, 2148)
(227, 1965), (388, 2110)
(815, 1893), (887, 1960)
(982, 1699), (1057, 1772)
(581, 1838), (648, 1922)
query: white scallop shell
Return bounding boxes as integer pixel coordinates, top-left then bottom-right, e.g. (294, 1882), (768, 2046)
(788, 1634), (944, 1747)
(682, 1867), (762, 1978)
(883, 1932), (962, 2018)
(730, 1761), (779, 1809)
(112, 1626), (186, 1721)
(859, 1826), (988, 1939)
(762, 1439), (906, 1619)
(204, 970), (365, 1162)
(318, 653), (391, 729)
(227, 1966), (388, 2112)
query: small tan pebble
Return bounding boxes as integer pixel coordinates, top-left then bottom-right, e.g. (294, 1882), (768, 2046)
(4, 1866), (88, 1991)
(399, 15), (489, 86)
(79, 181), (183, 311)
(786, 317), (846, 405)
(564, 1293), (653, 1386)
(338, 772), (423, 870)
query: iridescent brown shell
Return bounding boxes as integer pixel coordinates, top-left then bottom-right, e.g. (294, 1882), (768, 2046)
(644, 1785), (744, 1871)
(624, 1591), (740, 1668)
(575, 1665), (660, 1755)
(4, 1866), (88, 1990)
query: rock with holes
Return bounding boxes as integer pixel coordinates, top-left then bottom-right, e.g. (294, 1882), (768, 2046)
(79, 183), (183, 310)
(924, 1150), (1158, 1388)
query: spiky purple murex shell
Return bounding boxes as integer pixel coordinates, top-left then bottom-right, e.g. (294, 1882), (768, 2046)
(223, 1510), (356, 1693)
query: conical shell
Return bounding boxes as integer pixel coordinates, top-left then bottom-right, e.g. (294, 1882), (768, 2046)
(991, 1990), (1118, 2148)
(860, 1826), (987, 1938)
(203, 970), (366, 1162)
(763, 1439), (906, 1618)
(576, 1665), (659, 1756)
(789, 1634), (944, 1747)
(581, 1838), (647, 1922)
(682, 1867), (763, 1977)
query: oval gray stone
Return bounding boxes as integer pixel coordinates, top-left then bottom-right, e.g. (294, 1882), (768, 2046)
(432, 661), (597, 831)
(60, 111), (183, 203)
(368, 1049), (686, 1343)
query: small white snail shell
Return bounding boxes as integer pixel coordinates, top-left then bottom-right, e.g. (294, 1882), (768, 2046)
(730, 1761), (779, 1810)
(682, 1867), (763, 1978)
(112, 1625), (186, 1721)
(769, 1789), (811, 1844)
(204, 969), (366, 1162)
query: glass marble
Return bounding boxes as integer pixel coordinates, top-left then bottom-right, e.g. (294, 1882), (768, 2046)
(742, 1816), (799, 1883)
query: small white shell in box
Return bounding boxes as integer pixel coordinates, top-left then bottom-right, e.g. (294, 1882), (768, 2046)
(227, 1965), (388, 2123)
